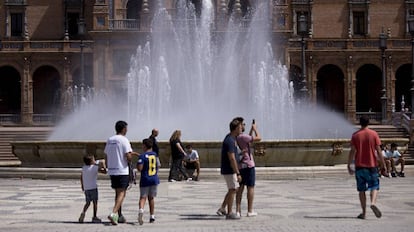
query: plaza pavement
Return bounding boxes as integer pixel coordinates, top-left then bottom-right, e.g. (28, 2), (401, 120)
(0, 165), (413, 232)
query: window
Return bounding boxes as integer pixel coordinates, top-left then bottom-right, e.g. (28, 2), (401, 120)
(68, 12), (80, 38)
(353, 11), (366, 36)
(11, 13), (23, 37)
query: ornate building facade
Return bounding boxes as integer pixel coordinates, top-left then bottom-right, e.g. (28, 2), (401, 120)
(0, 0), (413, 125)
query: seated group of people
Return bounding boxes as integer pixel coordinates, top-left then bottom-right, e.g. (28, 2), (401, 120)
(380, 143), (405, 177)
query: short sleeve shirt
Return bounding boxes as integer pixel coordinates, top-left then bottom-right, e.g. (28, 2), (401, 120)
(351, 128), (380, 168)
(82, 160), (100, 191)
(221, 134), (237, 175)
(104, 135), (132, 175)
(236, 134), (255, 168)
(137, 151), (160, 187)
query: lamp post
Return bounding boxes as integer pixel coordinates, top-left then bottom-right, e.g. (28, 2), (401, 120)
(379, 31), (387, 123)
(78, 0), (85, 88)
(298, 13), (308, 99)
(409, 16), (414, 115)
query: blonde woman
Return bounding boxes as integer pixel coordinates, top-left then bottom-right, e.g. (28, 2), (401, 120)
(168, 130), (191, 182)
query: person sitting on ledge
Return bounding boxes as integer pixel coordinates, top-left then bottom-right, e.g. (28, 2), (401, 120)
(388, 143), (405, 177)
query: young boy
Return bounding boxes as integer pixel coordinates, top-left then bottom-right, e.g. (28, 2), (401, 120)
(137, 138), (161, 225)
(79, 154), (107, 223)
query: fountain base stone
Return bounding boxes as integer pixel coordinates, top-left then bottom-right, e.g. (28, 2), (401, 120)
(11, 138), (408, 168)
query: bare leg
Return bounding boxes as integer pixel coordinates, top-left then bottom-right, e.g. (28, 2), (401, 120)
(139, 196), (146, 210)
(358, 191), (366, 217)
(195, 161), (200, 178)
(112, 188), (126, 214)
(400, 158), (405, 172)
(93, 200), (98, 218)
(247, 186), (254, 213)
(225, 189), (237, 214)
(370, 189), (378, 206)
(148, 196), (155, 215)
(236, 184), (245, 214)
(82, 201), (90, 214)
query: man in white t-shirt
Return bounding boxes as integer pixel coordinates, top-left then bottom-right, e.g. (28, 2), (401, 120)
(105, 120), (139, 225)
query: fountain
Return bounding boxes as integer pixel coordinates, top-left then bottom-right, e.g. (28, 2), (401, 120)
(13, 0), (396, 168)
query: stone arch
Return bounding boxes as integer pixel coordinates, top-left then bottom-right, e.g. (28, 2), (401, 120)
(316, 64), (345, 112)
(32, 65), (61, 115)
(126, 0), (142, 19)
(0, 65), (21, 114)
(228, 0), (252, 17)
(395, 64), (411, 112)
(356, 64), (382, 112)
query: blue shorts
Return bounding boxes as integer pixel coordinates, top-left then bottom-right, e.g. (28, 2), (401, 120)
(240, 167), (255, 187)
(84, 188), (98, 202)
(110, 175), (130, 189)
(355, 167), (380, 192)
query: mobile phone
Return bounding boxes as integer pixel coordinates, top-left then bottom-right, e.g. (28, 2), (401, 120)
(252, 119), (255, 124)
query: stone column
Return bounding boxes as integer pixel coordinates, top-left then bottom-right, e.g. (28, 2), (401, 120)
(346, 54), (356, 122)
(21, 57), (33, 125)
(141, 0), (150, 30)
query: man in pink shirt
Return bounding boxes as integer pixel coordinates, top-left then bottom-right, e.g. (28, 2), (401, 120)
(348, 116), (388, 220)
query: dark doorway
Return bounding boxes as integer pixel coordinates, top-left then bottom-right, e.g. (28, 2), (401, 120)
(0, 66), (21, 113)
(33, 66), (61, 114)
(395, 64), (411, 112)
(356, 64), (382, 112)
(316, 64), (345, 112)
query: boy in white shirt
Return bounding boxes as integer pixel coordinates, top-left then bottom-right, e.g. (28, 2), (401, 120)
(79, 154), (107, 223)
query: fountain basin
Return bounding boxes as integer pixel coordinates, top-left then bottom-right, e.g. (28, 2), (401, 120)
(11, 138), (409, 168)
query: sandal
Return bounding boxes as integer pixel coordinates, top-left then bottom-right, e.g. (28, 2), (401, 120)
(357, 213), (365, 219)
(370, 205), (382, 218)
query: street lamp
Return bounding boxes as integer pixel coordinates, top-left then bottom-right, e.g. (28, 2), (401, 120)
(409, 16), (414, 115)
(298, 13), (308, 99)
(78, 0), (85, 88)
(379, 31), (387, 123)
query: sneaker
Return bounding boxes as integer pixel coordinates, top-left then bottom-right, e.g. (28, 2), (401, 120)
(216, 208), (226, 216)
(149, 216), (155, 223)
(118, 215), (126, 223)
(398, 172), (405, 177)
(391, 172), (397, 178)
(247, 211), (258, 217)
(186, 177), (192, 182)
(78, 212), (85, 223)
(108, 213), (118, 225)
(226, 212), (241, 220)
(91, 217), (102, 223)
(138, 213), (144, 225)
(168, 179), (176, 182)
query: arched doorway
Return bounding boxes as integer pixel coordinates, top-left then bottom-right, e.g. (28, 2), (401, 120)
(395, 64), (411, 112)
(316, 64), (345, 112)
(0, 66), (21, 122)
(127, 0), (141, 20)
(33, 66), (61, 117)
(356, 64), (382, 112)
